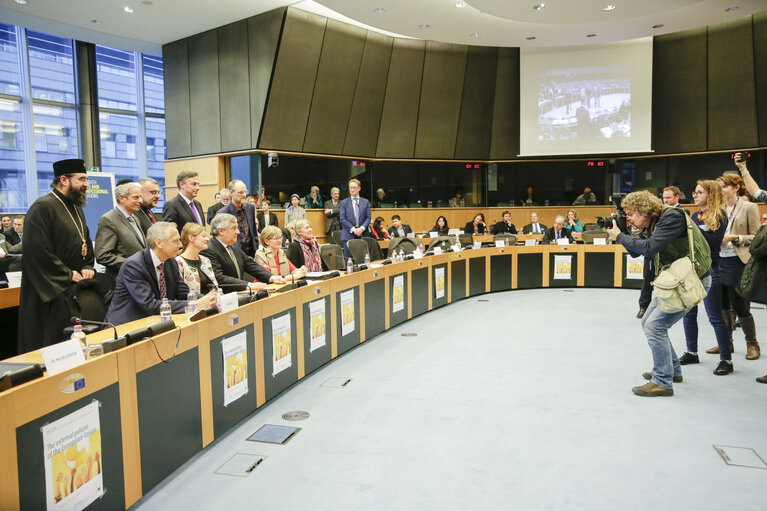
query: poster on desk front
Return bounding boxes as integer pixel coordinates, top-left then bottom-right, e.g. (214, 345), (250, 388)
(340, 290), (355, 337)
(626, 255), (644, 280)
(309, 299), (326, 352)
(392, 275), (405, 313)
(272, 314), (292, 376)
(221, 331), (248, 406)
(554, 255), (572, 280)
(42, 401), (103, 511)
(434, 267), (445, 299)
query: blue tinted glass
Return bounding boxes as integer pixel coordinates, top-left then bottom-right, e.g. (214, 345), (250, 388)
(146, 116), (166, 207)
(33, 104), (79, 197)
(0, 99), (27, 211)
(143, 54), (164, 114)
(100, 112), (140, 181)
(27, 30), (75, 103)
(0, 23), (21, 97)
(96, 45), (137, 110)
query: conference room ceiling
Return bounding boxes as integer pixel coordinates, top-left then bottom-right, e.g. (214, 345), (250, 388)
(2, 0), (766, 51)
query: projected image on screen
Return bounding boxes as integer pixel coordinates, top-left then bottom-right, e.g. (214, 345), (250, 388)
(538, 67), (630, 142)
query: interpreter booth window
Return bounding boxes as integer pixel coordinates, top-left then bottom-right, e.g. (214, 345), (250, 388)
(371, 161), (483, 208)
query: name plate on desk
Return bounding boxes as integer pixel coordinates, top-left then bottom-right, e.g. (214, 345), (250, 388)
(433, 247), (442, 255)
(429, 232), (438, 238)
(557, 238), (569, 245)
(473, 241), (482, 249)
(407, 233), (415, 238)
(525, 239), (537, 246)
(495, 240), (505, 247)
(41, 340), (86, 376)
(6, 271), (21, 288)
(220, 292), (239, 313)
(593, 238), (607, 245)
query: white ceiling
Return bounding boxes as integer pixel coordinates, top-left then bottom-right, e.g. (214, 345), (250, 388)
(1, 0), (766, 54)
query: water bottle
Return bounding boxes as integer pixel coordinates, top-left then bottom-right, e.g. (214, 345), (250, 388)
(216, 288), (224, 312)
(346, 257), (353, 274)
(186, 290), (197, 317)
(545, 199), (549, 206)
(160, 297), (172, 322)
(364, 252), (371, 266)
(71, 324), (87, 358)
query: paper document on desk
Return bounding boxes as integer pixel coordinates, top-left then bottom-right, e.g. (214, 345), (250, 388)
(222, 331), (248, 406)
(309, 299), (326, 352)
(271, 313), (292, 376)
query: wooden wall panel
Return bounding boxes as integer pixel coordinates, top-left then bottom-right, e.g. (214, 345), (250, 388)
(248, 8), (285, 149)
(376, 39), (426, 158)
(162, 39), (191, 159)
(489, 47), (520, 159)
(218, 20), (251, 153)
(414, 42), (467, 159)
(343, 32), (393, 157)
(753, 12), (767, 147)
(708, 17), (758, 150)
(188, 30), (221, 155)
(303, 20), (367, 155)
(259, 8), (326, 151)
(455, 46), (498, 160)
(652, 28), (707, 153)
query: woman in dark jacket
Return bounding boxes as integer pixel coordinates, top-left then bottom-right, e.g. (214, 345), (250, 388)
(430, 216), (449, 236)
(370, 216), (390, 240)
(286, 219), (324, 272)
(464, 213), (486, 235)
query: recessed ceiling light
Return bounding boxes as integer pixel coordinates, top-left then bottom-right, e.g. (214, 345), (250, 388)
(526, 36), (536, 40)
(373, 7), (385, 13)
(90, 19), (103, 24)
(725, 6), (740, 12)
(13, 0), (28, 4)
(418, 24), (430, 29)
(586, 33), (597, 38)
(602, 5), (616, 11)
(456, 1), (467, 7)
(123, 6), (134, 13)
(652, 24), (664, 29)
(533, 3), (545, 10)
(141, 0), (153, 4)
(470, 33), (480, 38)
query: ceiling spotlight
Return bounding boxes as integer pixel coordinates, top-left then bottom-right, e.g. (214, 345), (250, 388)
(470, 33), (480, 38)
(456, 1), (467, 7)
(90, 19), (103, 24)
(602, 5), (616, 11)
(533, 3), (545, 10)
(652, 24), (664, 29)
(586, 33), (597, 38)
(526, 36), (536, 40)
(141, 0), (153, 4)
(725, 6), (740, 12)
(418, 24), (430, 29)
(123, 6), (134, 13)
(13, 0), (28, 4)
(373, 7), (385, 13)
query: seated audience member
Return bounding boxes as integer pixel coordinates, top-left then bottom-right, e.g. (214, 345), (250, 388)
(0, 215), (10, 232)
(430, 215), (449, 236)
(388, 214), (412, 237)
(283, 220), (297, 248)
(305, 186), (323, 209)
(201, 213), (283, 291)
(522, 187), (536, 206)
(255, 226), (308, 282)
(735, 151), (767, 203)
(464, 213), (487, 235)
(542, 215), (575, 243)
(3, 216), (22, 246)
(324, 188), (342, 234)
(373, 188), (386, 208)
(286, 219), (324, 272)
(491, 211), (517, 235)
(219, 179), (259, 257)
(523, 212), (547, 234)
(105, 222), (216, 325)
(95, 181), (147, 280)
(572, 187), (597, 206)
(370, 216), (390, 240)
(449, 191), (463, 207)
(0, 235), (22, 277)
(246, 194), (258, 205)
(257, 199), (279, 232)
(285, 194), (306, 225)
(206, 188), (230, 222)
(176, 222), (219, 295)
(565, 209), (584, 232)
(663, 186), (682, 207)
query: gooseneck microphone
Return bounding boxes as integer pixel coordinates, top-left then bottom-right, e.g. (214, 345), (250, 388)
(71, 316), (118, 341)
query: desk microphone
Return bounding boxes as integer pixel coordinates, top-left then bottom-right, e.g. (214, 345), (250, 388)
(124, 319), (177, 345)
(381, 259), (392, 265)
(71, 317), (118, 340)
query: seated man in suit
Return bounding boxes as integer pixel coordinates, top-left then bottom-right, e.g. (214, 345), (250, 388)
(0, 235), (22, 279)
(3, 216), (22, 246)
(257, 199), (279, 233)
(491, 211), (517, 235)
(201, 213), (285, 291)
(572, 187), (597, 206)
(105, 222), (216, 325)
(218, 179), (259, 257)
(206, 187), (230, 223)
(388, 214), (413, 238)
(162, 170), (206, 232)
(324, 187), (341, 234)
(542, 215), (575, 243)
(522, 212), (547, 234)
(340, 178), (371, 258)
(95, 181), (147, 280)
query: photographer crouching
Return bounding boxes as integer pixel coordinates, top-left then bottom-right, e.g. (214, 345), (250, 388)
(606, 191), (712, 397)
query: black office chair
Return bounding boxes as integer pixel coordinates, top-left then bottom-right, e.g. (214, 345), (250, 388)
(320, 244), (345, 271)
(330, 230), (343, 247)
(583, 223), (601, 231)
(389, 236), (421, 255)
(581, 230), (609, 244)
(347, 239), (369, 264)
(458, 233), (474, 248)
(493, 233), (517, 246)
(62, 276), (113, 337)
(363, 237), (384, 261)
(429, 236), (454, 253)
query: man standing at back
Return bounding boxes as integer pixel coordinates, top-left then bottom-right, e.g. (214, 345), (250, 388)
(340, 178), (371, 259)
(136, 177), (160, 234)
(324, 187), (341, 235)
(662, 186), (682, 207)
(207, 187), (231, 223)
(219, 180), (259, 257)
(163, 170), (205, 232)
(18, 158), (95, 352)
(95, 181), (147, 280)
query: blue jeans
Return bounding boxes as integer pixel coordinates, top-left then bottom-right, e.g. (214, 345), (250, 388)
(641, 275), (712, 389)
(682, 272), (731, 360)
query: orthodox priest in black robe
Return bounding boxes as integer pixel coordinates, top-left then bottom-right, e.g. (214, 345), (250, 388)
(18, 159), (96, 353)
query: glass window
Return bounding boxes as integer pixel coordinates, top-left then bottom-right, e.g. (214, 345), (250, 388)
(33, 104), (79, 197)
(0, 23), (21, 97)
(0, 98), (27, 211)
(96, 45), (137, 111)
(146, 116), (166, 207)
(99, 112), (140, 182)
(27, 30), (75, 104)
(143, 54), (164, 114)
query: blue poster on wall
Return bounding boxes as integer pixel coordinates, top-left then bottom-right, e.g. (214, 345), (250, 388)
(84, 172), (115, 241)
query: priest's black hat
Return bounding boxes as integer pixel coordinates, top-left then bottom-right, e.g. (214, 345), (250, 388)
(53, 159), (86, 177)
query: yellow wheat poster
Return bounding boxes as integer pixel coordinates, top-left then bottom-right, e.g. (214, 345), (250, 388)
(309, 299), (326, 352)
(554, 255), (572, 280)
(221, 331), (248, 406)
(434, 267), (445, 299)
(272, 314), (292, 376)
(626, 255), (644, 280)
(42, 401), (103, 511)
(392, 275), (405, 313)
(340, 289), (355, 337)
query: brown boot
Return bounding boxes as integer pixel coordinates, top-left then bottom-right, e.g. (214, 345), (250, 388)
(707, 309), (735, 354)
(742, 315), (760, 360)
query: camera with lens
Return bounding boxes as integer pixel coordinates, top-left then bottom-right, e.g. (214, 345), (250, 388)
(595, 193), (630, 234)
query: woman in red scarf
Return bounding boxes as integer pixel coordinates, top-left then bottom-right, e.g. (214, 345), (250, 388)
(370, 216), (390, 240)
(286, 219), (324, 272)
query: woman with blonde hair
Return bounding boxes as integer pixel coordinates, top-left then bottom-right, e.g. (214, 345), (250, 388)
(176, 222), (219, 295)
(255, 225), (308, 282)
(681, 180), (732, 374)
(286, 219), (324, 272)
(565, 209), (584, 232)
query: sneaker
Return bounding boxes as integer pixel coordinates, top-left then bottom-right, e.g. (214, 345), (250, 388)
(713, 360), (733, 375)
(679, 352), (700, 365)
(632, 381), (674, 397)
(642, 372), (683, 383)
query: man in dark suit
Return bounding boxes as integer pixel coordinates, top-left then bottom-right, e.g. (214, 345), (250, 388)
(257, 199), (279, 233)
(201, 213), (284, 291)
(207, 187), (230, 223)
(3, 216), (22, 246)
(95, 182), (147, 280)
(105, 222), (215, 325)
(491, 211), (518, 235)
(388, 214), (413, 237)
(162, 170), (206, 233)
(0, 236), (22, 278)
(323, 188), (341, 234)
(541, 215), (575, 243)
(340, 178), (371, 258)
(136, 177), (160, 234)
(218, 179), (258, 257)
(522, 212), (547, 234)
